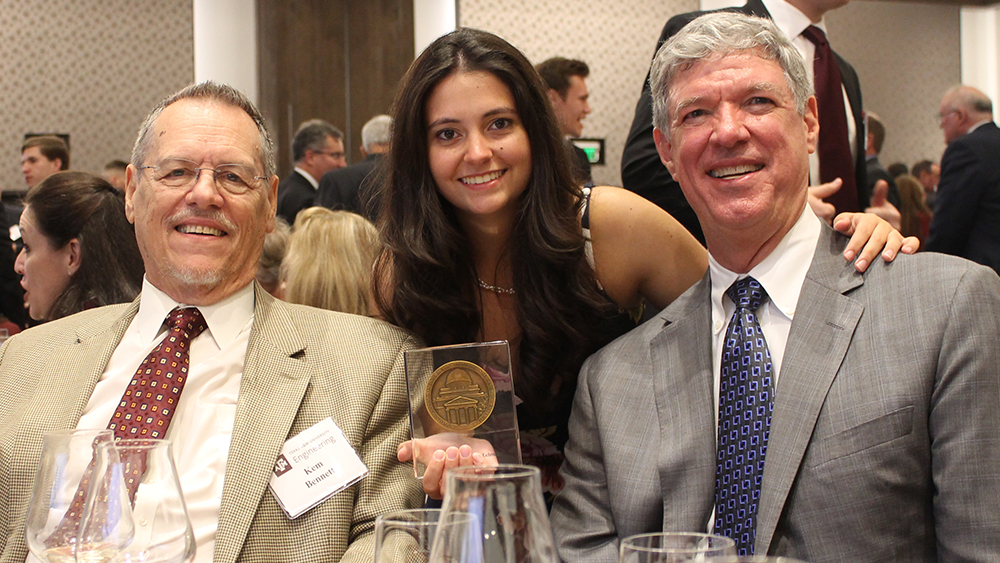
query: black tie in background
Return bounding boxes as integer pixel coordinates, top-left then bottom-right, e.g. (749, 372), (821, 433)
(802, 25), (860, 213)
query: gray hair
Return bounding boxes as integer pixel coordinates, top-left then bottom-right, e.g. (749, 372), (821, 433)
(943, 85), (993, 116)
(361, 115), (392, 153)
(132, 81), (276, 178)
(291, 119), (344, 162)
(650, 12), (811, 133)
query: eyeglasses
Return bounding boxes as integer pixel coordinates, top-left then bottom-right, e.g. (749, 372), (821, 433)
(937, 109), (959, 123)
(313, 150), (346, 160)
(139, 159), (268, 195)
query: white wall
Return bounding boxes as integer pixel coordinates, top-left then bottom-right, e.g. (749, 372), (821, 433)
(961, 6), (1000, 108)
(194, 0), (258, 104)
(414, 0), (458, 56)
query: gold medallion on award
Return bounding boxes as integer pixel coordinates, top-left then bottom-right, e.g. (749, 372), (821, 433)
(424, 360), (496, 432)
(404, 341), (521, 477)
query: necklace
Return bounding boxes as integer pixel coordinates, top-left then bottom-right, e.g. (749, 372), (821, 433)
(478, 279), (516, 295)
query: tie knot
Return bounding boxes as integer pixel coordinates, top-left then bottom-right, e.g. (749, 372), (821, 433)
(166, 307), (207, 340)
(726, 276), (768, 312)
(801, 25), (828, 48)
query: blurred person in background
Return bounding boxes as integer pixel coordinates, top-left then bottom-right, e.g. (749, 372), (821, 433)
(14, 171), (143, 322)
(277, 119), (346, 223)
(280, 207), (380, 316)
(102, 159), (130, 190)
(895, 174), (933, 244)
(21, 135), (69, 189)
(255, 216), (290, 297)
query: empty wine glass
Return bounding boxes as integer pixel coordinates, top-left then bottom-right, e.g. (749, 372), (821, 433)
(704, 557), (808, 563)
(374, 508), (476, 563)
(430, 464), (557, 563)
(25, 429), (115, 563)
(77, 439), (195, 563)
(619, 532), (737, 563)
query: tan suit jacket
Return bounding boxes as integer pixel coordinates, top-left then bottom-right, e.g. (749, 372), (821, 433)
(0, 284), (424, 562)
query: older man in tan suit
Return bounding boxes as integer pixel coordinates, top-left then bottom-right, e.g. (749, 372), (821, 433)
(0, 82), (422, 562)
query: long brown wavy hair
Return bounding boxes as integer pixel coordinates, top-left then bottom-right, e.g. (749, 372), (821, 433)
(373, 28), (609, 410)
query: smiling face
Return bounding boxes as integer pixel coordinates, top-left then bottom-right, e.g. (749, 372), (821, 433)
(654, 51), (818, 268)
(14, 206), (77, 320)
(550, 75), (591, 137)
(124, 98), (278, 305)
(426, 70), (532, 228)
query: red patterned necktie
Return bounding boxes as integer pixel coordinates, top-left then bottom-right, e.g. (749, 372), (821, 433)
(801, 25), (860, 213)
(49, 307), (207, 546)
(109, 307), (207, 441)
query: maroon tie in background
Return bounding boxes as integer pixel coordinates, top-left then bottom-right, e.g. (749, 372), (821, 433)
(51, 308), (207, 545)
(802, 25), (860, 213)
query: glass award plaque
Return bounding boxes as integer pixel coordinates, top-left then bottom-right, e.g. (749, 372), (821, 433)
(404, 340), (521, 478)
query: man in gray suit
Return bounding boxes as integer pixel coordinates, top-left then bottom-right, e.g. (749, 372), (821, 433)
(0, 82), (422, 562)
(551, 13), (1000, 563)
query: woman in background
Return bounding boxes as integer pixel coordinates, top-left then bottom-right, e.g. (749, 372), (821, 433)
(895, 174), (933, 244)
(256, 216), (291, 297)
(14, 171), (143, 323)
(280, 207), (381, 315)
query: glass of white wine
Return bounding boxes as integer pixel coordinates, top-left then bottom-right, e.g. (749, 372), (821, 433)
(25, 429), (115, 563)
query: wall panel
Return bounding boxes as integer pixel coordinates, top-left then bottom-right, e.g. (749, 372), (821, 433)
(258, 0), (413, 175)
(0, 0), (194, 195)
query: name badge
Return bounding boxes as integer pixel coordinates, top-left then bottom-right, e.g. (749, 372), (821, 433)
(268, 417), (368, 519)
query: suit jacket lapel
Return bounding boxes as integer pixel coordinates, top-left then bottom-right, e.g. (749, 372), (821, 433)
(755, 227), (865, 551)
(652, 274), (718, 531)
(213, 285), (311, 563)
(63, 301), (139, 425)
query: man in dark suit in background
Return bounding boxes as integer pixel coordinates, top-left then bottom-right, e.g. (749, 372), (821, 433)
(621, 0), (867, 244)
(926, 85), (1000, 275)
(276, 119), (346, 224)
(318, 114), (391, 220)
(863, 112), (900, 213)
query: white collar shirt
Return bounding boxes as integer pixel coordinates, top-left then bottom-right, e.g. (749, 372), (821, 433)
(708, 203), (821, 419)
(73, 277), (255, 563)
(968, 119), (994, 134)
(294, 166), (319, 189)
(704, 203), (821, 533)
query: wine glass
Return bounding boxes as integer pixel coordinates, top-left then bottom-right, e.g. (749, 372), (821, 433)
(430, 464), (558, 563)
(619, 532), (737, 562)
(704, 557), (808, 563)
(77, 439), (195, 563)
(25, 429), (115, 563)
(374, 508), (476, 563)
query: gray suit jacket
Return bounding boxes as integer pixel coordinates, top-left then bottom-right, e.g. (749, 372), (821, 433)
(0, 284), (424, 562)
(551, 225), (1000, 562)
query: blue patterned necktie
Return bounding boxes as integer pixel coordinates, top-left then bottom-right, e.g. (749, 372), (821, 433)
(715, 276), (775, 555)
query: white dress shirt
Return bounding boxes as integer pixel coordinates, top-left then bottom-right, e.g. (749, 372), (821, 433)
(709, 203), (821, 415)
(74, 278), (254, 563)
(294, 166), (319, 189)
(763, 0), (858, 187)
(705, 203), (821, 533)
